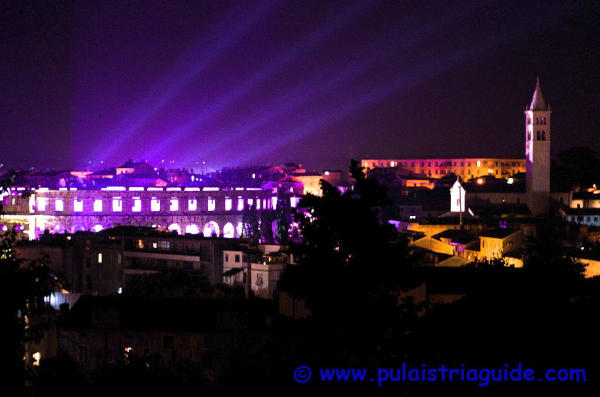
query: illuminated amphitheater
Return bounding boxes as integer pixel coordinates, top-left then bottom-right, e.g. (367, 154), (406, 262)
(1, 186), (297, 240)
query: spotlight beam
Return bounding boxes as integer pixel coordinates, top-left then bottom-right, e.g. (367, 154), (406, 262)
(175, 0), (491, 166)
(140, 0), (374, 162)
(86, 0), (281, 166)
(233, 15), (555, 167)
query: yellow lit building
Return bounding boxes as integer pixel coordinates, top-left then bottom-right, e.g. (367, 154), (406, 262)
(360, 158), (525, 181)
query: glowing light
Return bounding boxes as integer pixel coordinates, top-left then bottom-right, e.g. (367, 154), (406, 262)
(223, 222), (234, 238)
(169, 198), (179, 211)
(237, 222), (243, 237)
(55, 198), (64, 212)
(168, 224), (181, 234)
(507, 177), (514, 184)
(203, 221), (220, 237)
(203, 187), (219, 191)
(93, 199), (103, 212)
(207, 197), (216, 211)
(37, 197), (48, 211)
(118, 287), (122, 294)
(74, 198), (84, 212)
(188, 198), (197, 211)
(291, 196), (299, 208)
(166, 187), (181, 191)
(112, 197), (123, 212)
(93, 225), (103, 232)
(476, 178), (484, 185)
(237, 197), (244, 211)
(477, 161), (481, 167)
(151, 198), (160, 212)
(184, 187), (200, 191)
(225, 197), (232, 211)
(147, 187), (163, 191)
(185, 224), (200, 234)
(129, 187), (144, 191)
(32, 352), (41, 367)
(88, 1), (279, 166)
(103, 186), (126, 191)
(271, 196), (278, 209)
(142, 0), (371, 163)
(324, 170), (330, 175)
(247, 198), (253, 207)
(98, 253), (103, 263)
(132, 197), (142, 212)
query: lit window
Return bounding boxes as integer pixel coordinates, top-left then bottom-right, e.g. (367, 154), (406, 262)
(92, 199), (102, 212)
(208, 197), (216, 211)
(225, 197), (232, 211)
(112, 197), (122, 212)
(247, 198), (253, 208)
(169, 198), (179, 211)
(132, 197), (142, 212)
(98, 253), (103, 263)
(32, 352), (41, 367)
(291, 197), (298, 208)
(151, 198), (160, 212)
(137, 239), (144, 249)
(37, 197), (48, 211)
(55, 198), (64, 212)
(73, 197), (83, 212)
(272, 196), (278, 209)
(477, 161), (481, 167)
(237, 197), (244, 211)
(256, 198), (261, 209)
(187, 198), (197, 211)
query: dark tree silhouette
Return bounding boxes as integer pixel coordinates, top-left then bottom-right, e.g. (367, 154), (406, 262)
(274, 188), (292, 244)
(279, 160), (420, 362)
(0, 175), (64, 394)
(242, 203), (261, 241)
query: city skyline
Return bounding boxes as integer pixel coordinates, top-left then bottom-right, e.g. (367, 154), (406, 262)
(1, 0), (599, 171)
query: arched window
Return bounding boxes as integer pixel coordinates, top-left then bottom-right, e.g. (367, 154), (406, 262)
(537, 131), (541, 140)
(542, 131), (546, 140)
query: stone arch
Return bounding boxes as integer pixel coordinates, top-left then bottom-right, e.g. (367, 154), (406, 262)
(223, 222), (235, 238)
(203, 221), (220, 237)
(72, 225), (85, 233)
(168, 223), (181, 234)
(185, 224), (200, 235)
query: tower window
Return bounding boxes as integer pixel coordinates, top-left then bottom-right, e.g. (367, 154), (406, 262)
(542, 131), (546, 140)
(537, 131), (541, 140)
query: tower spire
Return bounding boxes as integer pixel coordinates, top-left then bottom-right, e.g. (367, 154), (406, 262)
(529, 76), (546, 110)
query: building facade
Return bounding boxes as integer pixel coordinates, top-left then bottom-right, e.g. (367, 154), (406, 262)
(360, 158), (525, 181)
(1, 186), (297, 240)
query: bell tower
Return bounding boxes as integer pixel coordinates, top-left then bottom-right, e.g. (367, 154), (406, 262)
(524, 77), (551, 192)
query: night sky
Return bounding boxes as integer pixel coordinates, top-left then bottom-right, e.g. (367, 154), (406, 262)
(1, 0), (598, 171)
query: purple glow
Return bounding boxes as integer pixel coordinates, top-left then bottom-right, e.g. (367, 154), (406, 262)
(203, 221), (220, 238)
